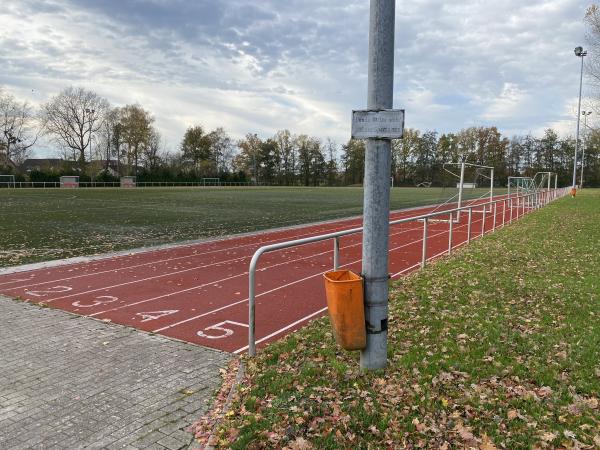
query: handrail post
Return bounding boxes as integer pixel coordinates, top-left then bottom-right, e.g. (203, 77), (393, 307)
(467, 208), (473, 243)
(333, 237), (340, 270)
(447, 214), (453, 255)
(421, 218), (428, 268)
(492, 202), (497, 231)
(481, 207), (486, 237)
(248, 251), (261, 357)
(502, 199), (506, 227)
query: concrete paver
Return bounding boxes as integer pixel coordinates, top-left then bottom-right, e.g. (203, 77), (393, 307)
(0, 296), (230, 449)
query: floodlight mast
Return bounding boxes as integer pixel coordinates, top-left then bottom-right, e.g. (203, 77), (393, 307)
(572, 46), (587, 195)
(360, 0), (395, 371)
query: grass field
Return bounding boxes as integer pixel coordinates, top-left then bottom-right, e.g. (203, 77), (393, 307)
(203, 189), (600, 449)
(0, 186), (490, 268)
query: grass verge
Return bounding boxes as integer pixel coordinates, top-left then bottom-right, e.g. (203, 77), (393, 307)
(204, 189), (600, 449)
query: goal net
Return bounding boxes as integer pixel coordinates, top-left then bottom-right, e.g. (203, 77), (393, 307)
(426, 162), (495, 223)
(508, 172), (553, 208)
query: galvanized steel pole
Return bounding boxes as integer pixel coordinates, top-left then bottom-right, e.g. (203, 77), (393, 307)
(572, 51), (585, 192)
(360, 0), (395, 370)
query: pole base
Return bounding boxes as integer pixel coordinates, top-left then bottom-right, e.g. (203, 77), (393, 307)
(570, 187), (577, 197)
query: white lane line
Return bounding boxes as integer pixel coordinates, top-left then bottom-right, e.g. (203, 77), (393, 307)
(0, 276), (35, 287)
(232, 307), (329, 354)
(153, 273), (333, 333)
(90, 224), (423, 318)
(0, 199), (494, 290)
(1, 221), (366, 291)
(232, 217), (501, 354)
(38, 220), (422, 304)
(153, 224), (447, 334)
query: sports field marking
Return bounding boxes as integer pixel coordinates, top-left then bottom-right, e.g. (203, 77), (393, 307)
(71, 295), (119, 308)
(23, 221), (426, 305)
(152, 219), (466, 335)
(226, 217), (493, 352)
(0, 220), (367, 291)
(232, 307), (329, 354)
(25, 286), (72, 297)
(87, 224), (425, 319)
(197, 321), (249, 340)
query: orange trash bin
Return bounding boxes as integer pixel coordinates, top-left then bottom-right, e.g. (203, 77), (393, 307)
(323, 270), (366, 350)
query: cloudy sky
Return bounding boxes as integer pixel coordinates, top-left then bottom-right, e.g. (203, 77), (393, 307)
(0, 0), (594, 157)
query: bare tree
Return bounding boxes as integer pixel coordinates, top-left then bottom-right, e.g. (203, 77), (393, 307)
(42, 86), (109, 168)
(117, 104), (154, 177)
(0, 89), (41, 165)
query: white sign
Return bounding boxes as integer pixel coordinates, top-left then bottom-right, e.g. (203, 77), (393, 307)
(351, 109), (405, 139)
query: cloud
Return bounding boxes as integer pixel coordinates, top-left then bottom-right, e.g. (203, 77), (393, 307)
(0, 0), (592, 157)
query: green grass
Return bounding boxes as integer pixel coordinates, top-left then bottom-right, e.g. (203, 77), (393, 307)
(209, 189), (600, 449)
(0, 186), (486, 268)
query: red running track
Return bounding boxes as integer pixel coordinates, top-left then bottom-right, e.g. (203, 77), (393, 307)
(0, 197), (531, 354)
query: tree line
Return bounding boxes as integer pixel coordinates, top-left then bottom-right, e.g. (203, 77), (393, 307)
(1, 85), (599, 187)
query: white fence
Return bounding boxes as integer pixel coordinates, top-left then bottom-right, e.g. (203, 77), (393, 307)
(246, 187), (570, 356)
(0, 181), (259, 188)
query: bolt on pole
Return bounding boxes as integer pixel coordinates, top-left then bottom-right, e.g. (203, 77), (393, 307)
(360, 0), (396, 371)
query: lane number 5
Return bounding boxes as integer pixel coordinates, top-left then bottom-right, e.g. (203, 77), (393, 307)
(196, 321), (248, 340)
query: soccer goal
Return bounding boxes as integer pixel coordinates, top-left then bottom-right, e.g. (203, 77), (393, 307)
(426, 162), (494, 223)
(120, 176), (136, 188)
(508, 172), (553, 208)
(0, 174), (16, 188)
(202, 178), (220, 186)
(60, 176), (79, 188)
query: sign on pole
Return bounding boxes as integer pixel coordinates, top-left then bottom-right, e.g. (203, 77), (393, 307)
(351, 109), (404, 139)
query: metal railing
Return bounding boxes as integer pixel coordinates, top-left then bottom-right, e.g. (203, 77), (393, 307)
(247, 187), (570, 356)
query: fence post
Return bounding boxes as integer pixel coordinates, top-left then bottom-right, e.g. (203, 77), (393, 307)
(333, 237), (340, 270)
(502, 199), (506, 226)
(492, 202), (497, 231)
(421, 218), (428, 268)
(447, 214), (453, 255)
(467, 208), (472, 243)
(481, 207), (486, 237)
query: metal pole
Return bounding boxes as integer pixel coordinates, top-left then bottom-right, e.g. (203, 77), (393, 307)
(333, 237), (340, 270)
(360, 0), (395, 371)
(502, 199), (506, 227)
(489, 168), (494, 211)
(467, 208), (472, 243)
(448, 215), (453, 255)
(492, 202), (497, 231)
(421, 218), (428, 268)
(572, 53), (585, 193)
(580, 112), (590, 188)
(481, 207), (486, 237)
(456, 162), (465, 221)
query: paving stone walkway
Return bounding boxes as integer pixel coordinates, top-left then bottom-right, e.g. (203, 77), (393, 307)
(0, 296), (231, 450)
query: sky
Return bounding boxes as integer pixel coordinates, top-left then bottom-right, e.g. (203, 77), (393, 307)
(0, 0), (595, 157)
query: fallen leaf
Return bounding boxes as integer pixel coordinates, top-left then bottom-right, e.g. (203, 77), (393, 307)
(507, 409), (519, 420)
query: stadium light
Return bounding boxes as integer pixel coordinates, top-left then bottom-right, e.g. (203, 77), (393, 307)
(581, 111), (592, 188)
(572, 46), (587, 196)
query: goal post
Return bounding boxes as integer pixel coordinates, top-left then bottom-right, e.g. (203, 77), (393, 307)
(443, 162), (494, 221)
(0, 174), (16, 188)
